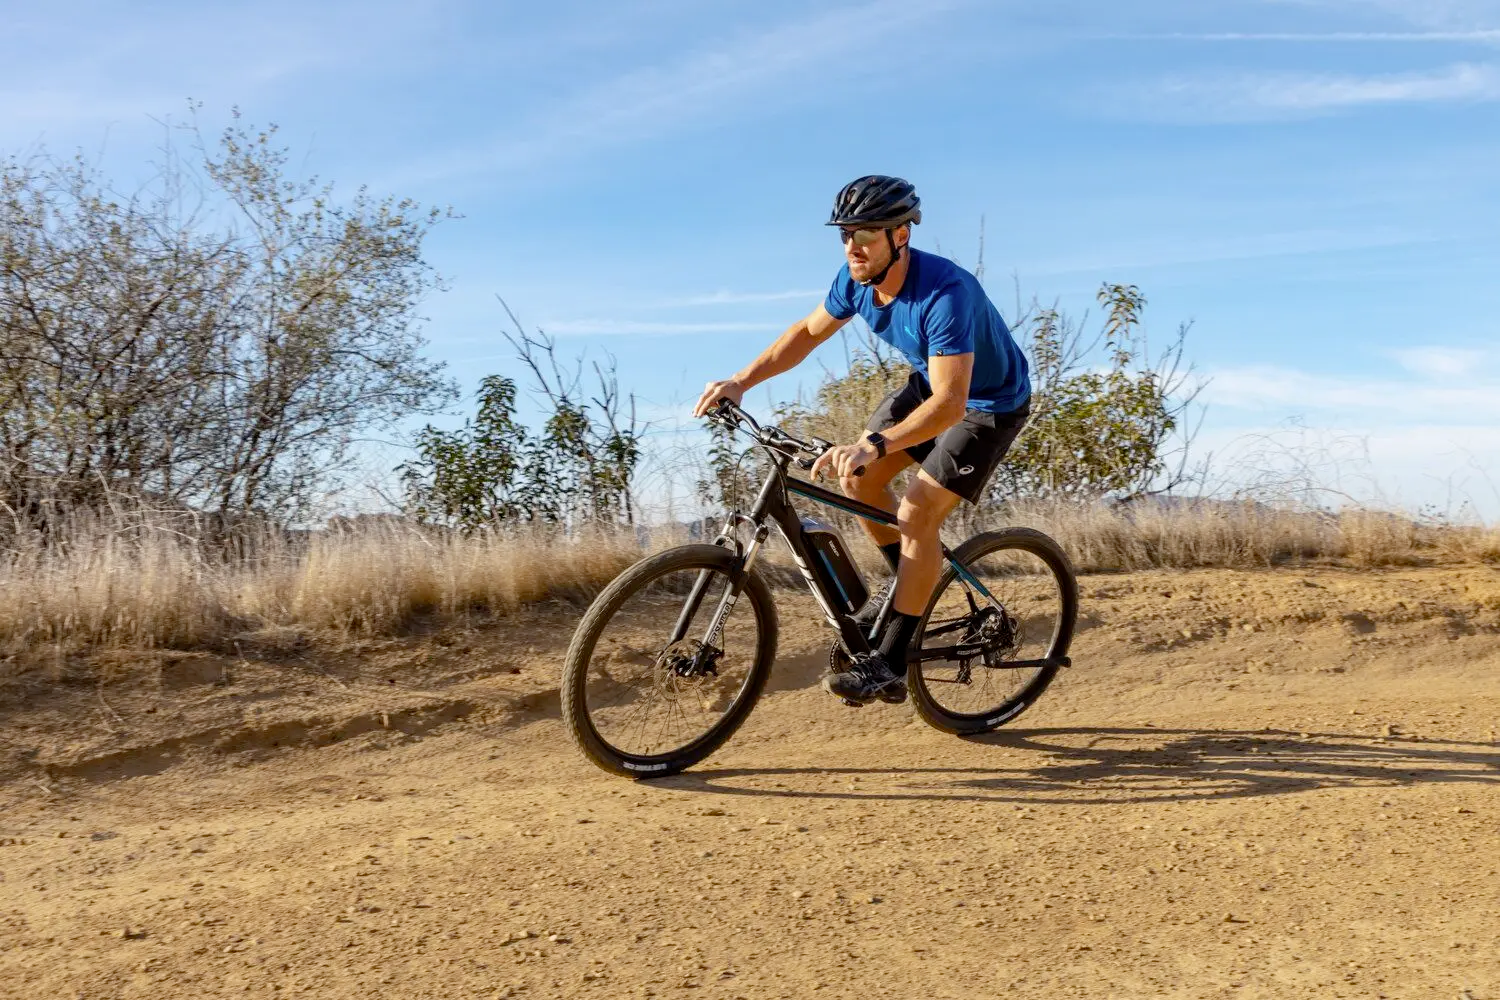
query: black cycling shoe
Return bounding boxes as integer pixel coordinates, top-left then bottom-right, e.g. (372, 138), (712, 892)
(822, 651), (908, 706)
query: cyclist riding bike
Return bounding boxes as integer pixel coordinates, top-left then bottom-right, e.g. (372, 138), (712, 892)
(693, 175), (1032, 707)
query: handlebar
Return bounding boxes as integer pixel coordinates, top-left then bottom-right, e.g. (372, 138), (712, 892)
(709, 399), (864, 477)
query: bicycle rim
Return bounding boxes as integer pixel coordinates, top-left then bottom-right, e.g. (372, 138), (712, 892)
(915, 534), (1070, 724)
(576, 556), (769, 764)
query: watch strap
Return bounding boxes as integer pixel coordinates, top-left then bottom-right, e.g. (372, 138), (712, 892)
(865, 432), (887, 459)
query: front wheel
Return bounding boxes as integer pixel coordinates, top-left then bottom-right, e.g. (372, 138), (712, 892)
(910, 527), (1077, 735)
(561, 544), (778, 778)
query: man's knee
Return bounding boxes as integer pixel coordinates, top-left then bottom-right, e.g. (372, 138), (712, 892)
(897, 476), (961, 536)
(896, 496), (942, 537)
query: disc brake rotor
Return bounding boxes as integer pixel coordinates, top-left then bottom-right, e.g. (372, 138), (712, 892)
(659, 639), (723, 678)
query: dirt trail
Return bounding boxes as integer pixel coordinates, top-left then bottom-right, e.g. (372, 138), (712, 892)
(1, 566), (1498, 999)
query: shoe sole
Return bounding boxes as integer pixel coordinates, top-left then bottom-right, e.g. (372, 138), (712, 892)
(822, 678), (908, 707)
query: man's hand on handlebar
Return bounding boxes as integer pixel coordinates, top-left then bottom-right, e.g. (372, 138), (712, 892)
(810, 438), (878, 481)
(693, 378), (746, 418)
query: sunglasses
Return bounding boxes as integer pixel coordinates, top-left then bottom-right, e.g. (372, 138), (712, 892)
(838, 227), (887, 247)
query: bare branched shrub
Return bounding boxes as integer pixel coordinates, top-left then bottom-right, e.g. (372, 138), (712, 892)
(0, 108), (456, 528)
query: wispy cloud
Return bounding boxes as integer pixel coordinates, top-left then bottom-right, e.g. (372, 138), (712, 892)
(1119, 30), (1500, 42)
(0, 1), (444, 145)
(0, 88), (176, 129)
(1195, 418), (1500, 514)
(653, 288), (824, 308)
(1270, 0), (1500, 31)
(1023, 229), (1445, 276)
(1112, 62), (1500, 121)
(380, 0), (962, 187)
(1202, 350), (1500, 513)
(1387, 346), (1492, 377)
(539, 319), (776, 336)
(1207, 359), (1500, 422)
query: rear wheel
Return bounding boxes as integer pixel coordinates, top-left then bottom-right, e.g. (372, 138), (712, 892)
(909, 527), (1077, 734)
(561, 544), (778, 778)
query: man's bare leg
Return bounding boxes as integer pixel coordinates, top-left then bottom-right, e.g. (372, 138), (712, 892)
(838, 451), (914, 552)
(891, 471), (963, 617)
(822, 470), (964, 704)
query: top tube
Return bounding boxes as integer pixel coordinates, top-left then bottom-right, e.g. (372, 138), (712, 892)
(785, 476), (898, 528)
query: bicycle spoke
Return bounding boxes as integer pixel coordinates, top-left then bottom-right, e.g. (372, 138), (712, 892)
(581, 564), (761, 759)
(917, 538), (1067, 721)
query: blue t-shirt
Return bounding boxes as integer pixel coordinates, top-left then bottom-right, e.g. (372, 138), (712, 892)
(824, 247), (1030, 414)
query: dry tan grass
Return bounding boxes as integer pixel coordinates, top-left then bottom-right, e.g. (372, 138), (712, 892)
(819, 498), (1500, 577)
(0, 519), (643, 669)
(987, 500), (1500, 573)
(1, 501), (1495, 668)
(284, 527), (643, 633)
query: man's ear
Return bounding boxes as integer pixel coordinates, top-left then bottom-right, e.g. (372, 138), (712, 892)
(895, 224), (911, 249)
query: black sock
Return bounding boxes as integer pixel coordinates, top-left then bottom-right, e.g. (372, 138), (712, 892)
(879, 542), (902, 572)
(878, 612), (922, 675)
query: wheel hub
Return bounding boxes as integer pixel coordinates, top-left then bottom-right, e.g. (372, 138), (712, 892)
(660, 639), (722, 677)
(950, 606), (1020, 681)
(972, 606), (1018, 653)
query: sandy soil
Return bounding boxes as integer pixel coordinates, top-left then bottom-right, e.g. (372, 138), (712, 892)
(1, 564), (1498, 999)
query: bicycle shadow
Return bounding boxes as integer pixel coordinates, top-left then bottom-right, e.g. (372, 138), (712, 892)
(658, 726), (1500, 805)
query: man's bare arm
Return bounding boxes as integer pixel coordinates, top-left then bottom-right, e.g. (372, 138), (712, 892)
(693, 305), (849, 416)
(877, 352), (973, 453)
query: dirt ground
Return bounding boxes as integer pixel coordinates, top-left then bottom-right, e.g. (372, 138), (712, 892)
(1, 564), (1498, 999)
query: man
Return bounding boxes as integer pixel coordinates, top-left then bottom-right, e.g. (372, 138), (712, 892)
(693, 175), (1031, 705)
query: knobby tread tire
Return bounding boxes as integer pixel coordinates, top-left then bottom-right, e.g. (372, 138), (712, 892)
(561, 544), (778, 778)
(910, 527), (1078, 735)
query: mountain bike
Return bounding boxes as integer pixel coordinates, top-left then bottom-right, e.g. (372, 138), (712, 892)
(561, 400), (1077, 778)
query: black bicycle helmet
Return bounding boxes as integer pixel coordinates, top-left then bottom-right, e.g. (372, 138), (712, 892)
(826, 175), (921, 286)
(826, 175), (922, 228)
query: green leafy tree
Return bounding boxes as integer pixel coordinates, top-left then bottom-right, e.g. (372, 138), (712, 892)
(400, 314), (643, 531)
(995, 283), (1201, 500)
(696, 420), (766, 512)
(504, 321), (642, 527)
(399, 376), (532, 530)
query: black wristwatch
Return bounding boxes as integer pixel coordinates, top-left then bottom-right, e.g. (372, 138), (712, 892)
(864, 432), (887, 459)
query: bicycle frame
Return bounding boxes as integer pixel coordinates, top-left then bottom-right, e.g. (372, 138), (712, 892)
(674, 433), (1039, 669)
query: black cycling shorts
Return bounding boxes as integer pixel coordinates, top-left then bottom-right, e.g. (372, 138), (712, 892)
(867, 372), (1029, 504)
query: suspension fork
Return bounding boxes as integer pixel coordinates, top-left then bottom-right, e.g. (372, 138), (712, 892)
(667, 471), (780, 647)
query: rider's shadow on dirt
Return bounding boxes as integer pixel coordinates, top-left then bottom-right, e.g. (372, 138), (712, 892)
(663, 727), (1500, 805)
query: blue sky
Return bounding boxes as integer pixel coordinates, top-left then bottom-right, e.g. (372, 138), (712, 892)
(5, 0), (1500, 516)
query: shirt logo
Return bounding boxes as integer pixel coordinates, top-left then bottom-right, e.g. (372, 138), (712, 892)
(958, 465), (975, 476)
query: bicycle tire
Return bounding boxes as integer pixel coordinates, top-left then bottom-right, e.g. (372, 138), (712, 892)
(909, 527), (1077, 735)
(561, 544), (778, 778)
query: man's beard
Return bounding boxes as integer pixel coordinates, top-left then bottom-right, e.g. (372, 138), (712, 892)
(850, 250), (892, 282)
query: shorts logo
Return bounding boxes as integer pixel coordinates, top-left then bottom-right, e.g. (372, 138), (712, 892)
(958, 465), (975, 475)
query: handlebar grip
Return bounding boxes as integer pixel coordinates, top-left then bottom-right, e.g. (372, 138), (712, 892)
(852, 466), (865, 477)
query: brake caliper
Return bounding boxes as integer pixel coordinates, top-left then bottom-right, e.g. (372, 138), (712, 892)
(660, 640), (723, 678)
